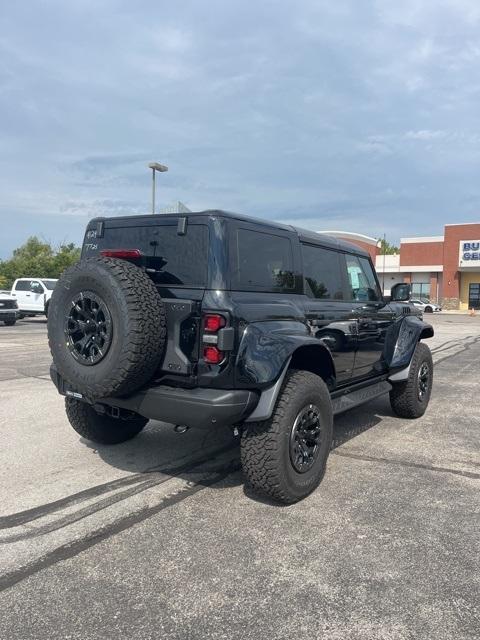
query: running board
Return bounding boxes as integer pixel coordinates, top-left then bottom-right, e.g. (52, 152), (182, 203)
(332, 381), (392, 416)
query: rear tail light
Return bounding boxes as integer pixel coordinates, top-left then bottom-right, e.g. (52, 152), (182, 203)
(100, 249), (142, 259)
(204, 314), (226, 332)
(203, 346), (223, 365)
(202, 313), (228, 365)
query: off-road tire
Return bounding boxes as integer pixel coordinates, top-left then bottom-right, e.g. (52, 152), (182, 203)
(48, 257), (167, 400)
(390, 342), (433, 418)
(65, 397), (147, 444)
(4, 319), (16, 326)
(241, 370), (333, 504)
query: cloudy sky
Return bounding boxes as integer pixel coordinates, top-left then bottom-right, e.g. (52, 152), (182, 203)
(1, 0), (480, 257)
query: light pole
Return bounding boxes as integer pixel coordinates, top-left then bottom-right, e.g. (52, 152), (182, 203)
(148, 162), (168, 214)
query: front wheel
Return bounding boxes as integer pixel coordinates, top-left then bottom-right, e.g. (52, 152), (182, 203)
(241, 370), (333, 504)
(4, 319), (16, 326)
(65, 397), (148, 444)
(390, 342), (433, 418)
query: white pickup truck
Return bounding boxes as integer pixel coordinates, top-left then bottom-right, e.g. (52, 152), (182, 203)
(10, 278), (58, 317)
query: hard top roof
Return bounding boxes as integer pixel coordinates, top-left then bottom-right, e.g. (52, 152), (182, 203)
(91, 209), (369, 256)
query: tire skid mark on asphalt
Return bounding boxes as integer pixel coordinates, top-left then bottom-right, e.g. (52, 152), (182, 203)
(430, 337), (474, 354)
(0, 441), (237, 531)
(432, 334), (480, 366)
(429, 338), (465, 353)
(331, 450), (480, 480)
(0, 374), (52, 383)
(0, 477), (167, 543)
(0, 459), (239, 594)
(430, 338), (476, 357)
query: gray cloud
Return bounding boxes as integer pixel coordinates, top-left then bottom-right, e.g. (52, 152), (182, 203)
(1, 0), (480, 257)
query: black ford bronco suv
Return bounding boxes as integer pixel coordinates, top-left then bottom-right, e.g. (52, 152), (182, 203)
(48, 210), (434, 504)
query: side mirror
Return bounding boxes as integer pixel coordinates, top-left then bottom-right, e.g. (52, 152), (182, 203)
(390, 283), (411, 302)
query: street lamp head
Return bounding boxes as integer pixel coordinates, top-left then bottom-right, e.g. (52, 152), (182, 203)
(148, 162), (168, 172)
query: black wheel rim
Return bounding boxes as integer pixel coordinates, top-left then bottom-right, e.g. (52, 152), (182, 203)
(289, 404), (322, 473)
(418, 362), (430, 400)
(64, 291), (112, 365)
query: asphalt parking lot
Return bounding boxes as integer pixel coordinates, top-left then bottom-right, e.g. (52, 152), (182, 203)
(0, 315), (479, 639)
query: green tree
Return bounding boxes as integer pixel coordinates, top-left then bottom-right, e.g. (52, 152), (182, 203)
(0, 237), (81, 289)
(378, 238), (399, 255)
(53, 243), (81, 274)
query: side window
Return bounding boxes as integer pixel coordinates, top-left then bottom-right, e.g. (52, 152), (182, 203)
(14, 281), (30, 291)
(234, 228), (295, 291)
(31, 281), (44, 293)
(345, 255), (381, 302)
(301, 244), (344, 300)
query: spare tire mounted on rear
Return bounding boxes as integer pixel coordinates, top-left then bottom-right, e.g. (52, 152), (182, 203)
(48, 257), (167, 400)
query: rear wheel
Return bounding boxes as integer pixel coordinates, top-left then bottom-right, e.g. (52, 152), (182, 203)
(4, 319), (16, 326)
(424, 306), (433, 313)
(390, 342), (433, 418)
(65, 397), (148, 444)
(241, 370), (333, 504)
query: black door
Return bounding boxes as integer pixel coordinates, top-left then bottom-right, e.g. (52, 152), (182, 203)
(300, 243), (357, 384)
(468, 283), (480, 310)
(344, 253), (395, 380)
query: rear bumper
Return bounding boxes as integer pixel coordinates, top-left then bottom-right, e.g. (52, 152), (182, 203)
(50, 364), (259, 429)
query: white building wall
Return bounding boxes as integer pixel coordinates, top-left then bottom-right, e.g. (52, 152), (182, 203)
(375, 254), (402, 295)
(378, 273), (403, 296)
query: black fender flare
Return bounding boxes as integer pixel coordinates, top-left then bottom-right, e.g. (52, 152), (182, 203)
(236, 320), (335, 387)
(236, 320), (335, 422)
(384, 315), (433, 373)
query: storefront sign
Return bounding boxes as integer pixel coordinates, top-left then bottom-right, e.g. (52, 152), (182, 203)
(459, 240), (480, 267)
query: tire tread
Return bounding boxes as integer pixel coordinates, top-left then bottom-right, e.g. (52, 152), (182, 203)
(390, 342), (433, 418)
(241, 370), (332, 504)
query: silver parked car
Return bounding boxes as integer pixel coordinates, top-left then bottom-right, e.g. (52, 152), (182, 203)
(410, 298), (442, 313)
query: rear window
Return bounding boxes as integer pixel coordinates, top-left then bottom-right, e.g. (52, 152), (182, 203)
(233, 228), (295, 291)
(89, 223), (209, 288)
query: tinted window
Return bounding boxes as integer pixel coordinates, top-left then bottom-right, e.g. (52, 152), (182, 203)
(301, 244), (344, 300)
(234, 229), (295, 291)
(97, 224), (208, 287)
(42, 280), (57, 290)
(31, 281), (44, 293)
(345, 254), (381, 302)
(14, 281), (30, 291)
